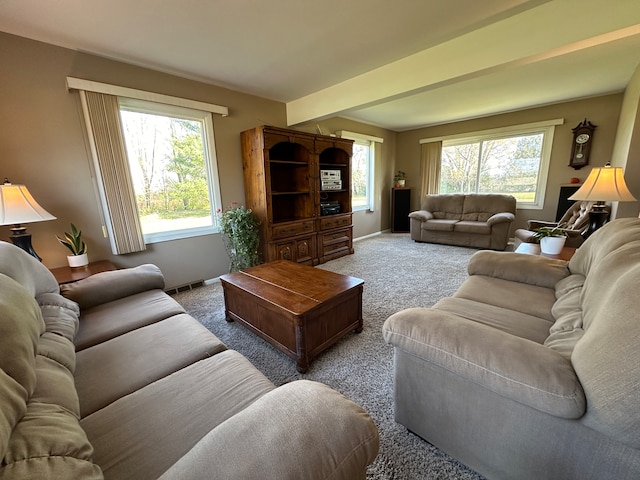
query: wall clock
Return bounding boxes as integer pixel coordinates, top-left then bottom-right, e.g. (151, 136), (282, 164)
(569, 118), (596, 169)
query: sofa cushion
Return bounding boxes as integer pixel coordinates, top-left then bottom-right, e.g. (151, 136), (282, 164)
(75, 314), (227, 417)
(422, 219), (458, 231)
(453, 275), (557, 322)
(422, 194), (465, 219)
(38, 293), (80, 342)
(0, 242), (59, 298)
(434, 297), (552, 343)
(453, 220), (491, 235)
(1, 402), (102, 480)
(74, 289), (186, 351)
(80, 350), (275, 480)
(0, 274), (43, 397)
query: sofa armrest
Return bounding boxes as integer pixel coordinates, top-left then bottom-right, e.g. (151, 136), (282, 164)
(383, 308), (585, 418)
(408, 210), (433, 222)
(486, 211), (515, 226)
(158, 380), (379, 480)
(60, 264), (165, 310)
(467, 250), (570, 288)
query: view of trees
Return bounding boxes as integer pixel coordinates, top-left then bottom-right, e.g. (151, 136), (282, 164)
(120, 110), (212, 233)
(440, 133), (543, 202)
(351, 143), (368, 207)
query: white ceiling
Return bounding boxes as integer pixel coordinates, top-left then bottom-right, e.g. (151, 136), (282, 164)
(2, 0), (640, 131)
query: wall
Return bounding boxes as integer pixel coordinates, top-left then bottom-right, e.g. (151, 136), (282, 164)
(0, 32), (286, 288)
(611, 63), (640, 219)
(396, 94), (626, 231)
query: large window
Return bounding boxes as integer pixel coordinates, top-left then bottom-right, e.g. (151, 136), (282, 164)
(338, 130), (382, 212)
(351, 141), (373, 211)
(438, 122), (559, 209)
(119, 98), (221, 243)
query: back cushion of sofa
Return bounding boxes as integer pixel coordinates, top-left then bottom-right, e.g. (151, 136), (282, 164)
(544, 274), (585, 358)
(572, 236), (640, 449)
(422, 194), (464, 219)
(462, 194), (516, 222)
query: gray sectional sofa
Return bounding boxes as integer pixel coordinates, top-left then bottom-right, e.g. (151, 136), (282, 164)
(383, 218), (640, 479)
(0, 241), (379, 479)
(409, 193), (516, 250)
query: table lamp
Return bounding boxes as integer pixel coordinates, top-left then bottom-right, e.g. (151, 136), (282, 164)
(569, 162), (637, 237)
(0, 179), (57, 261)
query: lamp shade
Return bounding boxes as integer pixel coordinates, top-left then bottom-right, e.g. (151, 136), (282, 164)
(0, 182), (57, 226)
(568, 163), (637, 202)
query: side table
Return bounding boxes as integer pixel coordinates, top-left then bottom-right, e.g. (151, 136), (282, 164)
(514, 243), (576, 261)
(49, 260), (116, 285)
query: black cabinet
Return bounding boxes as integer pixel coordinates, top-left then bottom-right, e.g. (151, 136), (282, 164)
(391, 188), (411, 233)
(556, 185), (581, 221)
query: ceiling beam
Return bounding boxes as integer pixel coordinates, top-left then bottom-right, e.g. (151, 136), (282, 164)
(286, 0), (640, 126)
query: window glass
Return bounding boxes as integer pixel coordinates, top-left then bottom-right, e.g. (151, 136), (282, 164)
(441, 130), (548, 207)
(351, 142), (371, 210)
(119, 99), (220, 242)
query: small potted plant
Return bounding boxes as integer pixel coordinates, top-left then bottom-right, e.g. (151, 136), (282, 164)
(57, 223), (89, 267)
(532, 225), (567, 255)
(217, 203), (260, 272)
(394, 170), (407, 188)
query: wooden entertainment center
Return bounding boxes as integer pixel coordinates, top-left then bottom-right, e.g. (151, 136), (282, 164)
(241, 126), (354, 265)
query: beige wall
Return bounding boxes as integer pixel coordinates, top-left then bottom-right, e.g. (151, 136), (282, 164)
(612, 63), (640, 219)
(396, 94), (627, 231)
(0, 32), (287, 288)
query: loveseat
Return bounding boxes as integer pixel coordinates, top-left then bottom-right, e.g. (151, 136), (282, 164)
(0, 241), (379, 479)
(383, 218), (640, 480)
(409, 193), (516, 250)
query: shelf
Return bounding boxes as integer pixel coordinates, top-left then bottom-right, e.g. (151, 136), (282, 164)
(319, 162), (348, 167)
(319, 189), (347, 193)
(270, 160), (308, 166)
(272, 190), (311, 195)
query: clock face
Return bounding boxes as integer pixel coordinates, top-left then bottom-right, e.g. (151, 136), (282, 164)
(576, 133), (590, 144)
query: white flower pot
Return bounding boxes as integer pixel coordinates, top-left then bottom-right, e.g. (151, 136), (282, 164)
(67, 253), (89, 268)
(396, 179), (406, 187)
(540, 236), (566, 255)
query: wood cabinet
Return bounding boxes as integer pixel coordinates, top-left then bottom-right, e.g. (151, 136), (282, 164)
(241, 126), (354, 265)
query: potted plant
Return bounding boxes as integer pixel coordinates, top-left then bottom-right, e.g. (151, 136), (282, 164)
(394, 170), (407, 188)
(532, 225), (567, 255)
(217, 203), (261, 272)
(57, 223), (89, 267)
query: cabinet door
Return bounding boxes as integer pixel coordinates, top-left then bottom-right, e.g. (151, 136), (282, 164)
(271, 235), (316, 265)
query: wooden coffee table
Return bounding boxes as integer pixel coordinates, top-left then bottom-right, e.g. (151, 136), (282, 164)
(220, 260), (364, 373)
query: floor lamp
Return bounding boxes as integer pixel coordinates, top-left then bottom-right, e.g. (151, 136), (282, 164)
(0, 179), (57, 261)
(568, 162), (637, 238)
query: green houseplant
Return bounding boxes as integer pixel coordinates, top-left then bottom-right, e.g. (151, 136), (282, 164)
(217, 203), (260, 272)
(532, 225), (567, 255)
(57, 223), (89, 267)
(394, 170), (407, 187)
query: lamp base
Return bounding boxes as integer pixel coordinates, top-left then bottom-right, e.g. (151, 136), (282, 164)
(9, 225), (42, 261)
(582, 204), (610, 239)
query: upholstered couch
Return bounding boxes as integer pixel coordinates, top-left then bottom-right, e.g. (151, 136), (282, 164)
(383, 218), (640, 480)
(0, 241), (379, 480)
(409, 193), (516, 250)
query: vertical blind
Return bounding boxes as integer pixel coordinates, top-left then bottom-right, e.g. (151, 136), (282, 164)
(81, 91), (146, 254)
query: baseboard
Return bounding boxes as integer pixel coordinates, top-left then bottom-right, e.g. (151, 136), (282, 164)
(354, 229), (389, 242)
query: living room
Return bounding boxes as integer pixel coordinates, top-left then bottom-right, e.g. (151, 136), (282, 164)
(2, 2), (640, 479)
(1, 1), (640, 289)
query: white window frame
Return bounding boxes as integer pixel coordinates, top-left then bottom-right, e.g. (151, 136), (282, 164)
(337, 130), (383, 212)
(118, 98), (223, 243)
(420, 119), (563, 210)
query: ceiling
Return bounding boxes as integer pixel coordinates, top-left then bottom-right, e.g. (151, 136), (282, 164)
(2, 0), (640, 131)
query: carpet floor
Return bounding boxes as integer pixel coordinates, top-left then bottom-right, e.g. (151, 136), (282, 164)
(173, 233), (486, 479)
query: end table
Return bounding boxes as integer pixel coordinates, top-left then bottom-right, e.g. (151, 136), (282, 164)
(49, 260), (116, 285)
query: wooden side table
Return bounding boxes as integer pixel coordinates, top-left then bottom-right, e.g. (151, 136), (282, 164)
(514, 243), (576, 261)
(49, 260), (116, 285)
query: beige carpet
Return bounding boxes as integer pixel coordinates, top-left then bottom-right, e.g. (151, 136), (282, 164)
(173, 233), (486, 480)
